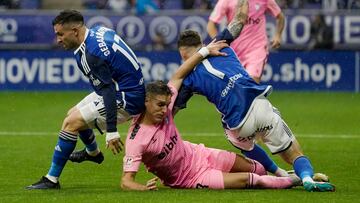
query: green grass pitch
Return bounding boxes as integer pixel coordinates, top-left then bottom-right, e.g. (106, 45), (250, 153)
(0, 91), (359, 202)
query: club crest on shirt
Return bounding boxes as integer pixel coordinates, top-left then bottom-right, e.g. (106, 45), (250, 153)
(255, 3), (260, 11)
(125, 156), (133, 166)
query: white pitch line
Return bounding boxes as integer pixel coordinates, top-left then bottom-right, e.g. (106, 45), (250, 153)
(0, 131), (358, 139)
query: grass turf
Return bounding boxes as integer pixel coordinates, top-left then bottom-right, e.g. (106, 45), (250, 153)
(0, 91), (359, 202)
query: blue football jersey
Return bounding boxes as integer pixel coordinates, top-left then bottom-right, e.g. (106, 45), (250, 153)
(74, 26), (145, 116)
(178, 29), (272, 129)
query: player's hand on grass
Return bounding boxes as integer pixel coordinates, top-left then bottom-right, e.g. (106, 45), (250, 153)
(105, 131), (124, 155)
(206, 39), (229, 57)
(146, 177), (159, 191)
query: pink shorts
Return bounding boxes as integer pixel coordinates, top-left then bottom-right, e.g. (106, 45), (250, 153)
(190, 147), (236, 189)
(236, 46), (268, 78)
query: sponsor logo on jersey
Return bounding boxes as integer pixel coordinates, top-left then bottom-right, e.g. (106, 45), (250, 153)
(221, 73), (243, 97)
(246, 17), (261, 25)
(157, 134), (178, 160)
(89, 74), (101, 86)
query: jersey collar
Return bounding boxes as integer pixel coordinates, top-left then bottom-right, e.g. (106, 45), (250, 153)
(74, 28), (89, 54)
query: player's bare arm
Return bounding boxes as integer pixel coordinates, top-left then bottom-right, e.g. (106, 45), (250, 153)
(121, 172), (158, 191)
(227, 0), (249, 39)
(271, 12), (285, 49)
(170, 40), (229, 90)
(207, 20), (218, 38)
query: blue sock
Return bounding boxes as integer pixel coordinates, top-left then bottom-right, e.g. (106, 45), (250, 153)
(293, 156), (314, 180)
(79, 129), (98, 152)
(242, 144), (278, 173)
(47, 130), (77, 178)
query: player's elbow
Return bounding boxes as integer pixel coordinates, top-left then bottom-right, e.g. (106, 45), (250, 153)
(277, 12), (285, 22)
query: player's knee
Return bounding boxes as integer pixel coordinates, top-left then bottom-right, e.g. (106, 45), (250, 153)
(280, 145), (303, 165)
(62, 112), (86, 133)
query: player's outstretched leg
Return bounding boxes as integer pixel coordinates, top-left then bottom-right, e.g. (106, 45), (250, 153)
(69, 129), (104, 164)
(26, 130), (78, 189)
(223, 172), (301, 189)
(248, 173), (301, 189)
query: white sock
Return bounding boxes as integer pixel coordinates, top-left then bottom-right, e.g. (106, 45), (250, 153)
(45, 174), (58, 183)
(303, 176), (314, 183)
(86, 148), (100, 156)
(274, 168), (289, 177)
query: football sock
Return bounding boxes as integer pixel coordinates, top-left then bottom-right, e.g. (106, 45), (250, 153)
(274, 167), (289, 177)
(242, 144), (279, 174)
(47, 130), (77, 180)
(79, 129), (99, 156)
(249, 173), (293, 189)
(293, 156), (314, 182)
(250, 160), (267, 175)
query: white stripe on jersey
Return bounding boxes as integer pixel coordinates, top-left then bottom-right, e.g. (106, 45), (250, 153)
(117, 36), (140, 66)
(80, 44), (91, 74)
(121, 91), (127, 109)
(113, 81), (120, 91)
(202, 59), (225, 79)
(112, 42), (140, 70)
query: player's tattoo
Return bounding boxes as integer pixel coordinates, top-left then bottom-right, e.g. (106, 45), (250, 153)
(228, 16), (245, 38)
(228, 0), (248, 38)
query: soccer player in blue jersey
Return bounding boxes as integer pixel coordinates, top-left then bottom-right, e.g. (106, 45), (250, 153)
(26, 10), (145, 189)
(174, 0), (334, 192)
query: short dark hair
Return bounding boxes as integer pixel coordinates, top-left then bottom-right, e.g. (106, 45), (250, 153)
(146, 81), (173, 97)
(177, 30), (202, 48)
(52, 10), (84, 26)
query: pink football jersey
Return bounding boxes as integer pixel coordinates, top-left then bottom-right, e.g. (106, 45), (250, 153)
(209, 0), (281, 67)
(123, 83), (214, 187)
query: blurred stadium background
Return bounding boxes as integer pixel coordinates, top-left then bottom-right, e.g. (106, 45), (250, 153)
(0, 0), (359, 91)
(0, 0), (359, 202)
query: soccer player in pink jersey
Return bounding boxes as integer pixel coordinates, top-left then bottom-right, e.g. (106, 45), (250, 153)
(207, 0), (285, 83)
(121, 45), (300, 190)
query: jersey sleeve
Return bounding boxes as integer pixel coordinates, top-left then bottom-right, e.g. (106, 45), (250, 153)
(85, 53), (117, 132)
(214, 28), (235, 45)
(267, 0), (281, 17)
(123, 123), (145, 172)
(167, 81), (179, 111)
(209, 0), (227, 23)
(173, 85), (194, 110)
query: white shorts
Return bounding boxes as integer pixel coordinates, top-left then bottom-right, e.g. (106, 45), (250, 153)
(224, 97), (295, 154)
(76, 92), (132, 133)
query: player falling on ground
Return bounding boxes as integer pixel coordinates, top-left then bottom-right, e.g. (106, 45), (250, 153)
(177, 0), (288, 179)
(174, 0), (334, 192)
(26, 10), (145, 189)
(121, 45), (300, 190)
